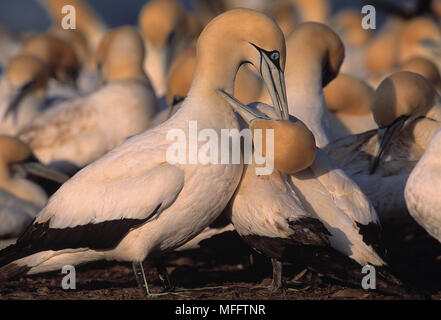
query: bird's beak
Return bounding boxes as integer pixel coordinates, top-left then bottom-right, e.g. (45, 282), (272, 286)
(370, 115), (409, 174)
(218, 48), (289, 123)
(259, 51), (289, 121)
(167, 96), (184, 119)
(217, 89), (271, 123)
(3, 79), (38, 123)
(97, 62), (106, 86)
(3, 88), (25, 123)
(12, 156), (69, 185)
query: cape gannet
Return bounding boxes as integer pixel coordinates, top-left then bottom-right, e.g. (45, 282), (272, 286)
(0, 9), (289, 297)
(324, 73), (377, 138)
(400, 56), (441, 92)
(398, 17), (441, 67)
(219, 94), (405, 295)
(332, 9), (371, 79)
(38, 0), (107, 51)
(21, 34), (80, 88)
(17, 26), (158, 175)
(139, 0), (198, 97)
(0, 54), (50, 135)
(154, 45), (264, 128)
(325, 72), (441, 223)
(284, 22), (345, 147)
(0, 136), (68, 241)
(405, 127), (441, 243)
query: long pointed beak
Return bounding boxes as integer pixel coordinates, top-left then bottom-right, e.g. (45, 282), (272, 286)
(12, 161), (69, 185)
(260, 53), (289, 121)
(167, 98), (184, 119)
(370, 116), (408, 174)
(217, 89), (270, 123)
(3, 88), (25, 123)
(97, 62), (106, 86)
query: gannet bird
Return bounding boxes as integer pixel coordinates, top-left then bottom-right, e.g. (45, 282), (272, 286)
(324, 73), (377, 138)
(154, 44), (264, 128)
(398, 17), (441, 68)
(21, 34), (80, 88)
(151, 47), (197, 127)
(405, 127), (441, 243)
(16, 26), (157, 175)
(38, 0), (107, 52)
(220, 95), (404, 294)
(0, 9), (289, 297)
(284, 22), (344, 147)
(400, 56), (441, 92)
(0, 136), (67, 241)
(0, 189), (40, 249)
(364, 19), (402, 85)
(365, 16), (441, 88)
(325, 72), (441, 223)
(52, 29), (89, 66)
(332, 9), (371, 49)
(0, 54), (50, 135)
(370, 72), (441, 174)
(51, 28), (99, 95)
(165, 47), (197, 108)
(139, 0), (198, 97)
(332, 9), (371, 78)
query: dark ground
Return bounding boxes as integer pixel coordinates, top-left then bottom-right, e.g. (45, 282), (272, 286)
(0, 220), (440, 300)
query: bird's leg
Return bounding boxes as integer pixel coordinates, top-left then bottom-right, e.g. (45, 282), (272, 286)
(271, 258), (283, 291)
(155, 259), (174, 292)
(132, 261), (151, 297)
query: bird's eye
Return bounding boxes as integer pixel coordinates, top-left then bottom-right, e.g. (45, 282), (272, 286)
(21, 79), (37, 92)
(172, 95), (184, 106)
(270, 51), (280, 61)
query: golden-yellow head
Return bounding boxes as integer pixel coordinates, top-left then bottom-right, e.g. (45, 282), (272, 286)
(371, 71), (437, 127)
(251, 118), (316, 174)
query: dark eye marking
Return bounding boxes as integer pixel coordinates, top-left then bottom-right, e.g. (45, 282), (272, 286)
(172, 95), (184, 106)
(270, 51), (280, 61)
(21, 79), (37, 92)
(249, 42), (281, 70)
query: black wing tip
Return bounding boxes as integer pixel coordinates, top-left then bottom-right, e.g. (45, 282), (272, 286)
(356, 221), (387, 258)
(0, 243), (26, 272)
(375, 266), (427, 298)
(288, 216), (331, 247)
(0, 263), (30, 281)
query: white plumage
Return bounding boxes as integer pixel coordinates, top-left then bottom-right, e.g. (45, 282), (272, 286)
(17, 26), (158, 174)
(0, 189), (40, 239)
(0, 10), (287, 287)
(325, 72), (441, 223)
(405, 128), (441, 243)
(18, 79), (157, 173)
(229, 103), (385, 267)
